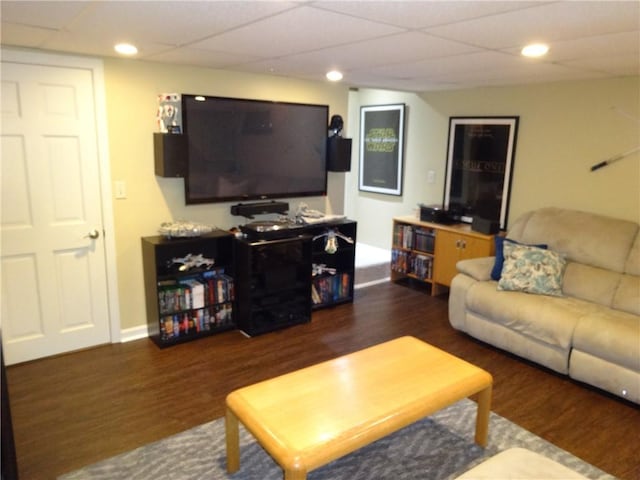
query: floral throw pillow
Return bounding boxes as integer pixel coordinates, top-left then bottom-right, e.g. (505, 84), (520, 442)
(497, 242), (566, 296)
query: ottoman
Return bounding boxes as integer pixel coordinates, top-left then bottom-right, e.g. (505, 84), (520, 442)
(454, 448), (588, 479)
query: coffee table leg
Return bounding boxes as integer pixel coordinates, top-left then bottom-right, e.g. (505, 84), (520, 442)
(474, 384), (492, 447)
(284, 469), (307, 480)
(225, 408), (240, 473)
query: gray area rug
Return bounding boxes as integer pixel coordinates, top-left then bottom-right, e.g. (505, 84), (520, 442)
(59, 398), (615, 480)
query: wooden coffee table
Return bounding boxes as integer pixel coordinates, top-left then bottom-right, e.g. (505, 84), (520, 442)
(225, 336), (493, 480)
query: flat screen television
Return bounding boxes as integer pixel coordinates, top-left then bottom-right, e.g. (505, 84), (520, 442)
(182, 94), (329, 204)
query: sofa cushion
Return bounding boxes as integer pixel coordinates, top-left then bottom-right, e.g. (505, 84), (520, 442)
(457, 257), (495, 282)
(466, 281), (591, 350)
(497, 243), (566, 296)
(507, 207), (638, 273)
(612, 274), (640, 316)
(572, 307), (640, 371)
(562, 262), (622, 307)
(491, 237), (547, 281)
(624, 233), (640, 276)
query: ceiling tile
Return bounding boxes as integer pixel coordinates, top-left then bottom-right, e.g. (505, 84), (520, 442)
(314, 1), (544, 29)
(427, 1), (640, 50)
(67, 1), (298, 46)
(190, 5), (403, 57)
(145, 47), (261, 69)
(0, 1), (88, 29)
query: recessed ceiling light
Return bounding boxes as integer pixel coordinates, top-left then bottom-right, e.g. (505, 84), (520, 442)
(114, 43), (138, 56)
(326, 70), (343, 82)
(521, 43), (549, 58)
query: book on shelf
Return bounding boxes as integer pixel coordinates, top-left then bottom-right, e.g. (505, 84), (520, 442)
(391, 249), (433, 280)
(312, 272), (352, 305)
(157, 268), (235, 316)
(159, 302), (234, 341)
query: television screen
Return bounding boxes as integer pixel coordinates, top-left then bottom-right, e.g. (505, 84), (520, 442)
(182, 95), (329, 204)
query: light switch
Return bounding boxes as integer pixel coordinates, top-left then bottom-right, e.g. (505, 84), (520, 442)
(427, 170), (436, 184)
(115, 180), (127, 199)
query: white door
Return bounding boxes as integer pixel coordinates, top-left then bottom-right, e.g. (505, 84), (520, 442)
(1, 60), (112, 364)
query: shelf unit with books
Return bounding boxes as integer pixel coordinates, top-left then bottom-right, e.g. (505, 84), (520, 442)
(142, 230), (236, 348)
(307, 219), (357, 310)
(392, 216), (495, 296)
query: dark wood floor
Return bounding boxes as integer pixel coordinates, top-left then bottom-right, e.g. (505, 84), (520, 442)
(5, 281), (640, 480)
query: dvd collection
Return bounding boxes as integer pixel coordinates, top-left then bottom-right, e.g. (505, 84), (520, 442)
(393, 224), (435, 253)
(391, 249), (433, 281)
(311, 271), (352, 305)
(157, 268), (234, 341)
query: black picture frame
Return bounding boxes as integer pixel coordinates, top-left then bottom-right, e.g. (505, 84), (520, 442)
(359, 104), (405, 196)
(444, 116), (519, 230)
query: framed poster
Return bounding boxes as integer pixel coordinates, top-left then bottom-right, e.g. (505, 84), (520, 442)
(359, 104), (405, 195)
(444, 116), (519, 230)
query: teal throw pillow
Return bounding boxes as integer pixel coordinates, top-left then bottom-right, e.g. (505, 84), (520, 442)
(497, 242), (566, 296)
(491, 237), (548, 281)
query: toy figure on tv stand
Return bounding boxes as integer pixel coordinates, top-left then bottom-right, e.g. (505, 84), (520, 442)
(313, 229), (354, 254)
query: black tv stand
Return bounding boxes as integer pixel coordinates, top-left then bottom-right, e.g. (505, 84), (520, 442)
(234, 219), (357, 336)
(230, 201), (289, 219)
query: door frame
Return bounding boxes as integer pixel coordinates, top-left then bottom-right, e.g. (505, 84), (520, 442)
(2, 47), (121, 343)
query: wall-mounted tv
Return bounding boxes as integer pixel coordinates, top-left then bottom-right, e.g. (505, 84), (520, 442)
(182, 94), (329, 204)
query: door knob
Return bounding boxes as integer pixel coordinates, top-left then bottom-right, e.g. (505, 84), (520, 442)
(85, 229), (100, 239)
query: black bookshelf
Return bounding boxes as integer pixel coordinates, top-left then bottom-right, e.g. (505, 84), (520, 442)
(141, 231), (235, 347)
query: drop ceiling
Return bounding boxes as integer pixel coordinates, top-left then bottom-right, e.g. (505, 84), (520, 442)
(1, 1), (638, 92)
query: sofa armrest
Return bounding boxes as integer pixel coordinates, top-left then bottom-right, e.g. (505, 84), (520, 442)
(456, 257), (495, 282)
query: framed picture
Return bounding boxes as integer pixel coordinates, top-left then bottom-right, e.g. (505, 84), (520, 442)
(444, 116), (519, 230)
(359, 104), (405, 196)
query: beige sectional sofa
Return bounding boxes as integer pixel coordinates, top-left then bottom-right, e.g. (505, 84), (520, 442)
(449, 207), (639, 404)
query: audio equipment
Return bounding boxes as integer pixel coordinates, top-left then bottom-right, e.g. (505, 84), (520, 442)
(327, 136), (352, 172)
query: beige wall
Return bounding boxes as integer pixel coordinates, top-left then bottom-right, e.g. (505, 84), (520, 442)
(103, 59), (349, 330)
(346, 77), (640, 250)
(104, 60), (638, 333)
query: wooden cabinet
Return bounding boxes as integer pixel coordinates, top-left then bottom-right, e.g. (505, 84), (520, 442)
(392, 216), (495, 295)
(433, 229), (494, 287)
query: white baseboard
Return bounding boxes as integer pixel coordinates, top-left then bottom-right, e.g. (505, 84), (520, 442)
(120, 324), (149, 343)
(354, 277), (390, 290)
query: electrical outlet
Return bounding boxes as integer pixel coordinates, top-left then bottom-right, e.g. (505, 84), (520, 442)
(115, 181), (127, 199)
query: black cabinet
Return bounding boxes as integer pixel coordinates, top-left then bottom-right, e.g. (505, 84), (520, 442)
(306, 220), (357, 309)
(234, 235), (312, 336)
(142, 231), (235, 347)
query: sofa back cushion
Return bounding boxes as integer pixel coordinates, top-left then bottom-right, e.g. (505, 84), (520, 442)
(507, 207), (638, 273)
(612, 274), (640, 315)
(562, 262), (622, 307)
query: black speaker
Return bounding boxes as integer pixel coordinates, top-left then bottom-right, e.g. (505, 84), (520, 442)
(472, 216), (500, 235)
(327, 136), (352, 172)
(154, 133), (187, 177)
(230, 201), (289, 218)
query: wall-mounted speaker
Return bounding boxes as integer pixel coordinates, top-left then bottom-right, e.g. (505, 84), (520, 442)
(327, 136), (352, 172)
(154, 133), (187, 177)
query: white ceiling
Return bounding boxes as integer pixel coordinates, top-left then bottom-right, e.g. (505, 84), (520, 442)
(1, 1), (639, 92)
